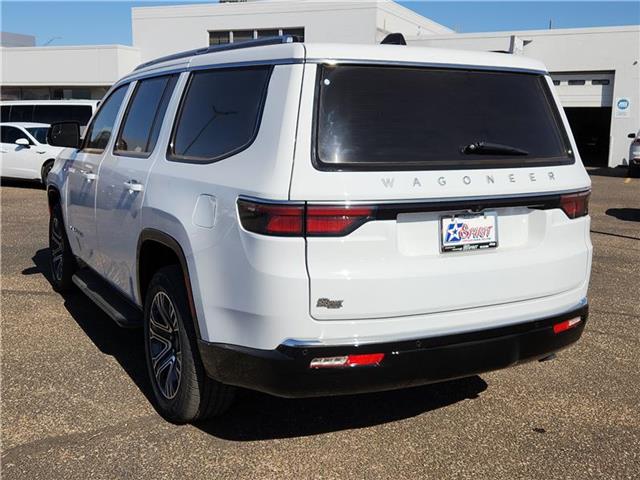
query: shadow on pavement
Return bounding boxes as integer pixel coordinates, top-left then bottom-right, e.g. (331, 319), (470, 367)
(197, 375), (487, 441)
(1, 178), (45, 189)
(586, 166), (630, 178)
(27, 247), (488, 440)
(606, 208), (640, 223)
(27, 248), (155, 406)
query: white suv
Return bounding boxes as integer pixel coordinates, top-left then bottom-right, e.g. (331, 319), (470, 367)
(46, 36), (592, 423)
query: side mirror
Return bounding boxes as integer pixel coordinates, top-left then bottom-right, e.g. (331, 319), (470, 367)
(15, 138), (30, 147)
(48, 122), (81, 149)
(628, 133), (637, 139)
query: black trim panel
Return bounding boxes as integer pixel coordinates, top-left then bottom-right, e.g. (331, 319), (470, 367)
(199, 304), (588, 398)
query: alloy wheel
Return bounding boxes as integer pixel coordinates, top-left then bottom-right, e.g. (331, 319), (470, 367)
(50, 216), (65, 282)
(148, 291), (183, 399)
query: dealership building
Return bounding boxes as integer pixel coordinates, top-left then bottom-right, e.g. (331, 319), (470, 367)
(1, 0), (638, 168)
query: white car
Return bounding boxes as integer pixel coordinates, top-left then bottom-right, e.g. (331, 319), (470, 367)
(46, 35), (592, 423)
(0, 122), (64, 184)
(628, 130), (640, 177)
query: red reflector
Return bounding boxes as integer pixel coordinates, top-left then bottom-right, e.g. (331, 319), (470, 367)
(346, 353), (385, 367)
(553, 317), (582, 334)
(560, 190), (590, 219)
(309, 353), (385, 369)
(306, 206), (374, 236)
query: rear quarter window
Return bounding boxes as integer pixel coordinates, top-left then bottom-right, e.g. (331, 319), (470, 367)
(314, 65), (574, 171)
(169, 66), (272, 163)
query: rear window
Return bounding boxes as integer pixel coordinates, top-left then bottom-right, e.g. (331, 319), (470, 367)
(169, 66), (272, 163)
(34, 105), (94, 126)
(315, 65), (573, 170)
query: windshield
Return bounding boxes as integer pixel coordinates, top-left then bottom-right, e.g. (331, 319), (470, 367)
(26, 127), (49, 144)
(315, 65), (574, 170)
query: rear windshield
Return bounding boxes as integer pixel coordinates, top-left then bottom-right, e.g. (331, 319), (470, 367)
(315, 65), (573, 170)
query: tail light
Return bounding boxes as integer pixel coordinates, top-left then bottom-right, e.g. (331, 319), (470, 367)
(306, 206), (374, 236)
(560, 190), (590, 219)
(238, 200), (375, 237)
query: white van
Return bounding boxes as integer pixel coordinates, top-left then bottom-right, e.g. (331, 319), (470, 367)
(0, 100), (98, 132)
(46, 36), (592, 423)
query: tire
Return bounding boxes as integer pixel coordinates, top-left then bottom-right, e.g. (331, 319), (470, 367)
(41, 160), (54, 186)
(49, 203), (76, 292)
(144, 265), (235, 423)
(628, 164), (640, 178)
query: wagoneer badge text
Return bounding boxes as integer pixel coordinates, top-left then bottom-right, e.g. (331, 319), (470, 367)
(381, 171), (557, 189)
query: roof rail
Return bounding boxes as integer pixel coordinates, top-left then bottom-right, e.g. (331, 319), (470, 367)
(134, 35), (301, 71)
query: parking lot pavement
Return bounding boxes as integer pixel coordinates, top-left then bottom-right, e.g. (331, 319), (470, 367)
(1, 173), (639, 480)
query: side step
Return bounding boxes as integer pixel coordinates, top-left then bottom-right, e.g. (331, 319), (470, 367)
(72, 269), (142, 328)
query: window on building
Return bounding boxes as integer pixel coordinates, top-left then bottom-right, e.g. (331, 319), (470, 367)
(115, 75), (178, 156)
(208, 27), (305, 45)
(282, 27), (304, 40)
(591, 79), (610, 86)
(209, 31), (230, 45)
(170, 66), (272, 162)
(256, 29), (279, 39)
(21, 87), (50, 100)
(83, 85), (128, 152)
(568, 80), (586, 86)
(232, 30), (254, 42)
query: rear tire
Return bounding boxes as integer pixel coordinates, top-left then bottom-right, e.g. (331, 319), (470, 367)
(49, 203), (76, 292)
(143, 265), (235, 423)
(41, 160), (54, 186)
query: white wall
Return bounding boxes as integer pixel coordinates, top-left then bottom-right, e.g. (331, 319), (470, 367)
(0, 45), (141, 86)
(132, 0), (451, 62)
(410, 26), (640, 167)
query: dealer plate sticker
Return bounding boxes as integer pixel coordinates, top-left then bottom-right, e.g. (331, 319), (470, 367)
(441, 212), (498, 252)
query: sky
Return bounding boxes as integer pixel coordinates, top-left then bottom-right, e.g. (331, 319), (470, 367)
(0, 1), (638, 47)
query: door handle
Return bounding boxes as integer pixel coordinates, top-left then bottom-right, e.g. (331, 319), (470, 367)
(82, 171), (97, 182)
(124, 180), (144, 193)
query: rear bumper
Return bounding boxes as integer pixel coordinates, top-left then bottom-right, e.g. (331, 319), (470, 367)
(199, 304), (588, 398)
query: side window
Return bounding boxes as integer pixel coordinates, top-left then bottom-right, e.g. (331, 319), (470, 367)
(115, 75), (178, 157)
(9, 105), (33, 122)
(1, 126), (26, 144)
(1, 106), (10, 121)
(83, 86), (128, 153)
(170, 66), (272, 162)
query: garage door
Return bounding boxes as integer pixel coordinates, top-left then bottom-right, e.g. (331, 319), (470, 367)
(551, 72), (614, 107)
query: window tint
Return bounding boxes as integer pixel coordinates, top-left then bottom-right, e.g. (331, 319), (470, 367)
(115, 76), (177, 156)
(33, 105), (94, 125)
(171, 67), (271, 162)
(26, 127), (49, 144)
(1, 126), (26, 144)
(83, 86), (128, 152)
(1, 106), (10, 121)
(9, 105), (33, 122)
(592, 79), (610, 86)
(315, 66), (573, 170)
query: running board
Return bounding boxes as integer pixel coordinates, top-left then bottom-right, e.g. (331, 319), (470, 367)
(72, 269), (142, 328)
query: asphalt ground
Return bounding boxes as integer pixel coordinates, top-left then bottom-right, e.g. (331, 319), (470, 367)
(1, 170), (639, 479)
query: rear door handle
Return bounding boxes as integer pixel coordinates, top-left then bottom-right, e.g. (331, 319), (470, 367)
(124, 180), (143, 193)
(82, 171), (97, 182)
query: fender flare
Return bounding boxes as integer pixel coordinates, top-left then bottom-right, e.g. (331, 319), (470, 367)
(136, 228), (202, 338)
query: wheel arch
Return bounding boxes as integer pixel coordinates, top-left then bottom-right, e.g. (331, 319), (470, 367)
(137, 229), (201, 338)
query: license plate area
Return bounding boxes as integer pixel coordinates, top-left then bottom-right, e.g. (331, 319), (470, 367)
(440, 212), (498, 253)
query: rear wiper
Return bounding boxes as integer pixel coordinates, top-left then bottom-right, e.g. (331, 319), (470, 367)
(462, 141), (529, 156)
